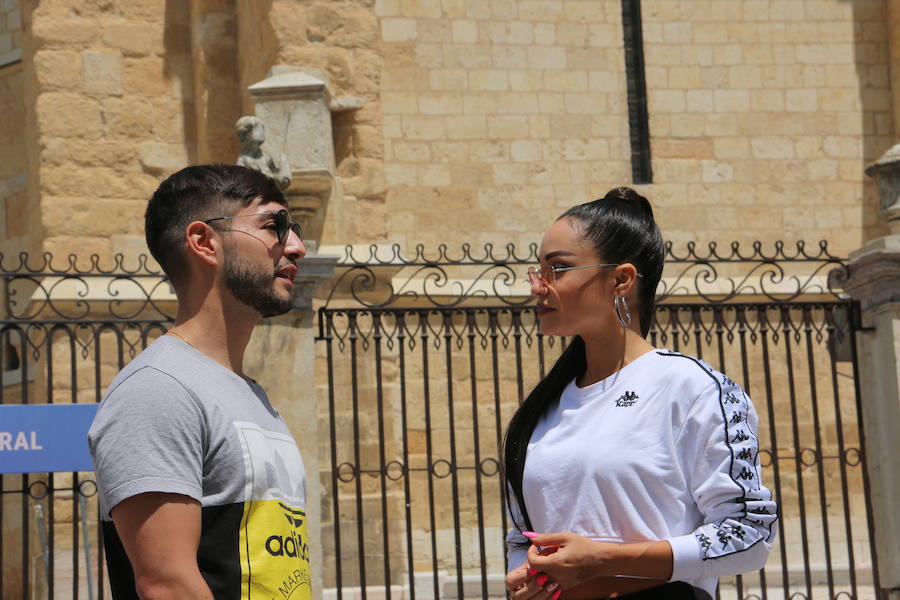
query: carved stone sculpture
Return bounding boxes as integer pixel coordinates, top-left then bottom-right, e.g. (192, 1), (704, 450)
(235, 116), (292, 190)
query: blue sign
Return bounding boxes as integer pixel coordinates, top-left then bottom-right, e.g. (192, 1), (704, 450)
(0, 404), (98, 474)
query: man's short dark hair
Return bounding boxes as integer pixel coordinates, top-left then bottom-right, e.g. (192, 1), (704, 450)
(145, 164), (286, 284)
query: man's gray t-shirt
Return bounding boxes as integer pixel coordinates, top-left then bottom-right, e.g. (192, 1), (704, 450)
(88, 336), (310, 600)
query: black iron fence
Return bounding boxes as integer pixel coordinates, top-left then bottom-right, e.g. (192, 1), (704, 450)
(0, 245), (886, 600)
(0, 253), (172, 600)
(317, 242), (884, 600)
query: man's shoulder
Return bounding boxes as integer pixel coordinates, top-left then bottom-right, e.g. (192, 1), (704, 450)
(103, 338), (202, 402)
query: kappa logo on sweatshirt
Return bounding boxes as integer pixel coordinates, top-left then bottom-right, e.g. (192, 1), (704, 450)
(614, 391), (638, 407)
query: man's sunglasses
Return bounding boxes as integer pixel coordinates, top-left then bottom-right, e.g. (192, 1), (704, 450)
(203, 209), (302, 245)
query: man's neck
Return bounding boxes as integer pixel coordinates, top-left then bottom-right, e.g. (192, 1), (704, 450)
(168, 300), (259, 378)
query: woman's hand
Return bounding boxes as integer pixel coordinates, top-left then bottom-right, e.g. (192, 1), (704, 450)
(524, 531), (673, 589)
(525, 532), (615, 589)
(506, 563), (561, 600)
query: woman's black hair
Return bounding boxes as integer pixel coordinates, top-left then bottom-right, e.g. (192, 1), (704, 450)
(502, 187), (665, 531)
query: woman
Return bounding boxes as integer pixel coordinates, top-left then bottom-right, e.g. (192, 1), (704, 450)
(504, 188), (777, 600)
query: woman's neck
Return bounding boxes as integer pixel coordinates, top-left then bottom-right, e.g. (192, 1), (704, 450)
(578, 328), (655, 387)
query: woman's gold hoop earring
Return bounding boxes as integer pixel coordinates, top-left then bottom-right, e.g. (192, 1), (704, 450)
(614, 295), (632, 328)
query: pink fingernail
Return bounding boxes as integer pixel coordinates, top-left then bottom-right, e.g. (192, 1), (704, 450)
(522, 531), (537, 539)
(527, 568), (538, 577)
(552, 589), (562, 599)
(536, 574), (548, 586)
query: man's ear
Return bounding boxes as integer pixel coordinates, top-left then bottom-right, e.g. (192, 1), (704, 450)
(184, 221), (220, 268)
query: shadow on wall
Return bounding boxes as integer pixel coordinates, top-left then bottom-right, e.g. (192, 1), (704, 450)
(850, 0), (893, 243)
(162, 0), (246, 166)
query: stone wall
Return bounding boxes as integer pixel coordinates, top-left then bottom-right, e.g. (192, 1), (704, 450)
(3, 0), (894, 259)
(375, 0), (893, 256)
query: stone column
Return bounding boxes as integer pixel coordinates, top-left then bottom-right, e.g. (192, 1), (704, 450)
(243, 252), (339, 600)
(829, 144), (900, 598)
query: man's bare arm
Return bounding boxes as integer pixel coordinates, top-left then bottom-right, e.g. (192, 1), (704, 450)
(110, 492), (213, 600)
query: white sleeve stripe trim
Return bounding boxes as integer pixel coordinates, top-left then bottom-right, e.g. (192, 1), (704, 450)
(657, 351), (777, 551)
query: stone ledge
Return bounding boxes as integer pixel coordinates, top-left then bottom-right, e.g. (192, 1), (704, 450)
(829, 240), (900, 311)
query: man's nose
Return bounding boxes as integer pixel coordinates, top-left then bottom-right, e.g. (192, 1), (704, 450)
(284, 229), (306, 261)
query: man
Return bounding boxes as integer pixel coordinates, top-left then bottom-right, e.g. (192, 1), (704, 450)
(88, 165), (310, 599)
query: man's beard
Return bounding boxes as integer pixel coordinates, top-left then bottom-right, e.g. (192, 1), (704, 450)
(223, 247), (293, 317)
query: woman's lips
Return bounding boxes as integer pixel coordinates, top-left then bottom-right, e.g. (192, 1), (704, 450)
(536, 306), (555, 317)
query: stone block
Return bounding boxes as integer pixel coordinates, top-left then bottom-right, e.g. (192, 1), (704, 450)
(381, 18), (416, 42)
(655, 139), (714, 160)
(430, 69), (469, 91)
(785, 89), (818, 112)
(663, 22), (692, 44)
(506, 21), (534, 44)
(101, 21), (164, 56)
(669, 113), (703, 138)
(42, 195), (143, 236)
(564, 92), (606, 115)
(510, 140), (541, 162)
(417, 18), (451, 42)
(82, 50), (123, 95)
(451, 20), (477, 43)
(492, 45), (527, 69)
(750, 136), (795, 160)
(713, 137), (751, 159)
(728, 65), (762, 89)
(444, 115), (486, 139)
(443, 44), (491, 68)
(685, 90), (713, 113)
(381, 91), (418, 114)
(401, 116), (445, 140)
(469, 69), (508, 90)
(123, 56), (168, 96)
(650, 90), (685, 113)
(750, 89), (785, 112)
(693, 23), (728, 44)
(528, 114), (551, 138)
(588, 22), (617, 48)
(700, 160), (733, 183)
(548, 115), (592, 138)
(490, 0), (518, 20)
(138, 141), (189, 173)
(533, 23), (556, 45)
(383, 164), (416, 186)
(713, 45), (744, 66)
(100, 97), (156, 136)
(518, 1), (562, 22)
(668, 66), (702, 90)
(375, 0), (401, 16)
(467, 140), (507, 163)
(538, 92), (566, 114)
(37, 93), (102, 138)
(713, 89), (749, 112)
(383, 67), (429, 91)
(32, 17), (99, 47)
(464, 0), (491, 19)
(823, 136), (861, 158)
(477, 20), (507, 44)
(419, 92), (462, 115)
(417, 164), (451, 187)
(497, 91), (537, 114)
(820, 88), (862, 112)
(414, 42), (443, 68)
(527, 45), (565, 70)
(488, 115), (528, 139)
(508, 69), (544, 91)
(557, 23), (590, 47)
(544, 69), (588, 93)
(34, 50), (81, 91)
(566, 1), (604, 23)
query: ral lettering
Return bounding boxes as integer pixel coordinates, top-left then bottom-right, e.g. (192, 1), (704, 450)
(0, 431), (43, 451)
